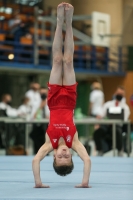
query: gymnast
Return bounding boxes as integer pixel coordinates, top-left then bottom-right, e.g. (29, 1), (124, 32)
(32, 2), (91, 188)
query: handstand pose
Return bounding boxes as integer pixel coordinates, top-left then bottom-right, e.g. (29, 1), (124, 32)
(32, 2), (91, 188)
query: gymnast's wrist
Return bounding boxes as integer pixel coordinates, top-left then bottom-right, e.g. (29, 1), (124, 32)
(81, 181), (89, 187)
(35, 181), (42, 187)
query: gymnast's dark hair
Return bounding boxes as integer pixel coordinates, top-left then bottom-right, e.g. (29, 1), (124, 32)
(53, 159), (74, 176)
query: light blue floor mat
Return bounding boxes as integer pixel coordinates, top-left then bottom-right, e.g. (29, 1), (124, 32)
(0, 156), (133, 200)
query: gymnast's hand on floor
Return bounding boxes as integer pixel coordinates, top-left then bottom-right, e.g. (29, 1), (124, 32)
(34, 183), (50, 188)
(75, 184), (91, 188)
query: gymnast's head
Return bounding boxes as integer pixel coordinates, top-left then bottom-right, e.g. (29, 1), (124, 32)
(53, 145), (74, 176)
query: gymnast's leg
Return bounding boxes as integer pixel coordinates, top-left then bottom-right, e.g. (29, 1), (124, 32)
(63, 3), (76, 85)
(49, 3), (65, 85)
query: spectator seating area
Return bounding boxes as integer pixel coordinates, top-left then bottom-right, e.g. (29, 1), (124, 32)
(0, 2), (127, 74)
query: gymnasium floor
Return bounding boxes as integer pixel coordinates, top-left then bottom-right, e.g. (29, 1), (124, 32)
(0, 156), (133, 200)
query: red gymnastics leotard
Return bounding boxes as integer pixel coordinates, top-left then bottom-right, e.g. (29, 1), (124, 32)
(46, 83), (78, 149)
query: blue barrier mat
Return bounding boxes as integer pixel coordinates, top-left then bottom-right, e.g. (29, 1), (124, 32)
(0, 156), (133, 200)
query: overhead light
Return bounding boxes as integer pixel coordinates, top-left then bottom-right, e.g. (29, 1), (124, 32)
(8, 54), (14, 60)
(0, 7), (12, 14)
(15, 0), (42, 6)
(5, 8), (12, 14)
(29, 2), (35, 6)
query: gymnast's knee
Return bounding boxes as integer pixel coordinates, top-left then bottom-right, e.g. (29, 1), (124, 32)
(63, 56), (73, 66)
(53, 55), (63, 65)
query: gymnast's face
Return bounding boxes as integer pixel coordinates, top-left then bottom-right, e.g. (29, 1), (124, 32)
(54, 145), (72, 165)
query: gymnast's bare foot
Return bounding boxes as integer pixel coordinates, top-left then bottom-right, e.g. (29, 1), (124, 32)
(64, 3), (74, 25)
(57, 2), (65, 26)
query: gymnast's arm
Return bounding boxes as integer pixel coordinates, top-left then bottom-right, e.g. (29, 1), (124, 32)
(32, 133), (53, 188)
(72, 132), (91, 188)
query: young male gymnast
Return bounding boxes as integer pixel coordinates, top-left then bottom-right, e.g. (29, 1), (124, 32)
(32, 2), (91, 188)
